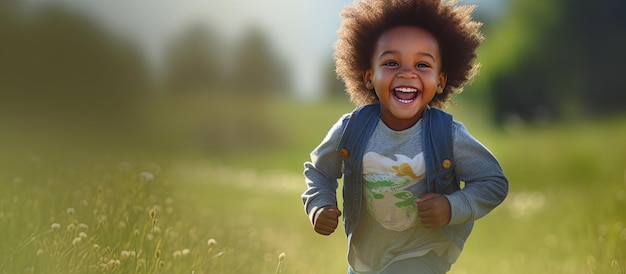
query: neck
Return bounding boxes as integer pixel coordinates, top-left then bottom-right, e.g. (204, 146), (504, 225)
(380, 108), (426, 131)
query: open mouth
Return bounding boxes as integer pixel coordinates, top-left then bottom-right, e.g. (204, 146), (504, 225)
(393, 87), (418, 104)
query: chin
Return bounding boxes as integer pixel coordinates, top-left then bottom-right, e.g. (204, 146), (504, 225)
(390, 101), (425, 118)
(392, 110), (422, 120)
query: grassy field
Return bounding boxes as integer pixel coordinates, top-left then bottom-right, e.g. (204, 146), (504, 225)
(1, 98), (624, 273)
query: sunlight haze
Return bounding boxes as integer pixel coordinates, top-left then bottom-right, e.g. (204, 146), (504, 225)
(24, 0), (505, 98)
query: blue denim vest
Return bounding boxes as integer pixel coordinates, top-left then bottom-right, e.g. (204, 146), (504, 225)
(336, 104), (473, 251)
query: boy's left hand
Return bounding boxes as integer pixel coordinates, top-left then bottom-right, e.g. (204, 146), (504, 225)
(416, 194), (451, 229)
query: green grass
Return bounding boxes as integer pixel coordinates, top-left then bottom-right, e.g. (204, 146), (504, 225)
(0, 98), (624, 273)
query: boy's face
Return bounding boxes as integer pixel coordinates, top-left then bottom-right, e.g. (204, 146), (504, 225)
(364, 26), (447, 130)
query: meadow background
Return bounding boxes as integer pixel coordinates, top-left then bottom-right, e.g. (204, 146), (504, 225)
(1, 0), (625, 273)
(1, 98), (624, 274)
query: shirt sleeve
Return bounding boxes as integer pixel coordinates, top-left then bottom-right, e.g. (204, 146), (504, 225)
(445, 122), (509, 225)
(302, 114), (349, 225)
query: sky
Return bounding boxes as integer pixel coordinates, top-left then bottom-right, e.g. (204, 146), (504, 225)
(25, 0), (507, 99)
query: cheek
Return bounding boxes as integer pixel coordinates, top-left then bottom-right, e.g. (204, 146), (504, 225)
(421, 72), (440, 87)
(372, 72), (392, 87)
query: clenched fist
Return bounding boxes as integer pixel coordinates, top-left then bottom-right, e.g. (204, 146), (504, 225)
(416, 193), (451, 229)
(313, 206), (342, 235)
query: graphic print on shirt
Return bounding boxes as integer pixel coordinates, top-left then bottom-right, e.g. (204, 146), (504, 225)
(362, 152), (426, 231)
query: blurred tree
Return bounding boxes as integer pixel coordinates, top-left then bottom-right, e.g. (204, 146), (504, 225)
(322, 56), (347, 100)
(486, 0), (626, 125)
(565, 0), (626, 114)
(0, 1), (150, 129)
(229, 27), (293, 96)
(163, 24), (224, 94)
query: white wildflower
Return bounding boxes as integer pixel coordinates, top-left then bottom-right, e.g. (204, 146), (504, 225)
(121, 250), (129, 258)
(51, 223), (61, 230)
(72, 237), (82, 246)
(106, 259), (118, 268)
(172, 250), (182, 259)
(140, 172), (154, 182)
(182, 249), (190, 256)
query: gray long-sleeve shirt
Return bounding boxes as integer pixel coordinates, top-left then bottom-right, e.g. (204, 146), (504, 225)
(303, 112), (508, 272)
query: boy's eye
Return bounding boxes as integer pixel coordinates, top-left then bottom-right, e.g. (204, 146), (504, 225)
(416, 62), (431, 68)
(382, 61), (398, 67)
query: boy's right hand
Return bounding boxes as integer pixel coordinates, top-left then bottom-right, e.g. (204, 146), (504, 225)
(313, 206), (342, 235)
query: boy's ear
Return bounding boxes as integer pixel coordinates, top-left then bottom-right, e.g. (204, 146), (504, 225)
(363, 70), (374, 90)
(437, 72), (448, 94)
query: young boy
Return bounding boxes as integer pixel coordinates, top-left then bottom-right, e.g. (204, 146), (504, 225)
(302, 0), (509, 273)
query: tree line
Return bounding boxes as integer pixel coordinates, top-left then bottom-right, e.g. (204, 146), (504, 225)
(0, 1), (293, 126)
(1, 0), (624, 128)
(482, 0), (626, 124)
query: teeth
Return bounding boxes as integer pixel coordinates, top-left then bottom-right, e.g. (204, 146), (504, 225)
(395, 87), (417, 92)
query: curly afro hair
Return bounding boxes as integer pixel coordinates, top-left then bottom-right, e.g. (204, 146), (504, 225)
(334, 0), (483, 108)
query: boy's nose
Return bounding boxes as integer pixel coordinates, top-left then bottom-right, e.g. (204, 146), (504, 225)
(397, 69), (417, 79)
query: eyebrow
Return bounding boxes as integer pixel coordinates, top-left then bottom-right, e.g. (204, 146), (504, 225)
(378, 50), (437, 62)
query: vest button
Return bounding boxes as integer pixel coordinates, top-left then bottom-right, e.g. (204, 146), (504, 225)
(442, 159), (451, 169)
(340, 148), (350, 158)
